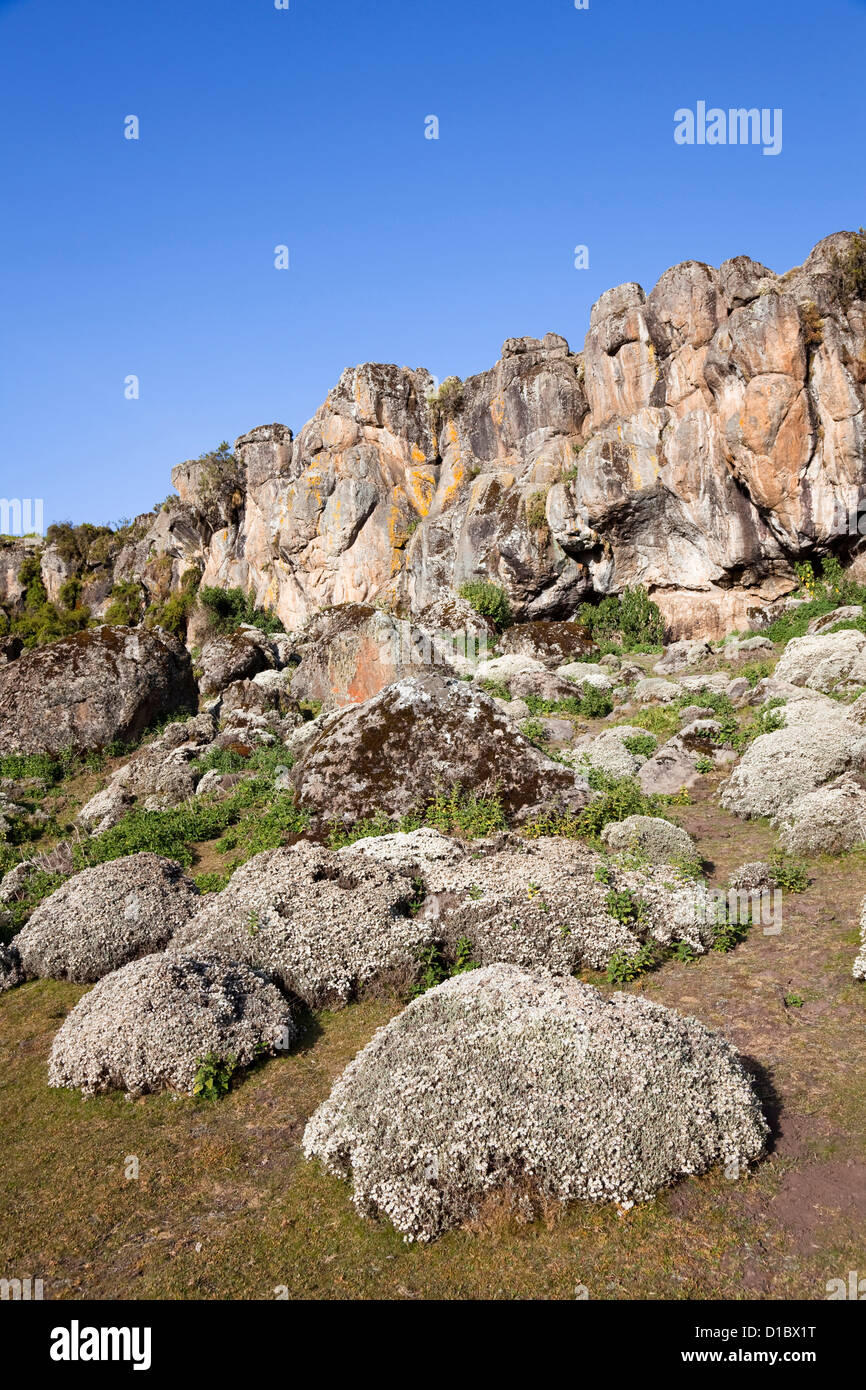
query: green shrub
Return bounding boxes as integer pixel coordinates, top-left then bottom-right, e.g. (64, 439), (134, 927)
(424, 785), (507, 838)
(72, 779), (308, 873)
(57, 577), (83, 610)
(605, 886), (646, 927)
(411, 935), (478, 997)
(520, 717), (550, 748)
(427, 376), (464, 418)
(770, 851), (809, 892)
(458, 580), (512, 630)
(193, 1053), (237, 1101)
(152, 568), (201, 637)
(830, 228), (866, 308)
(523, 688), (613, 720)
(193, 870), (231, 894)
(327, 786), (506, 849)
(478, 677), (511, 701)
(738, 658), (776, 687)
(577, 586), (665, 652)
(525, 491), (549, 530)
(105, 579), (145, 627)
(199, 585), (284, 636)
(713, 918), (750, 953)
(621, 732), (657, 759)
(606, 942), (658, 985)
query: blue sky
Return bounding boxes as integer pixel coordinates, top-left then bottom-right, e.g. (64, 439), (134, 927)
(1, 0), (864, 528)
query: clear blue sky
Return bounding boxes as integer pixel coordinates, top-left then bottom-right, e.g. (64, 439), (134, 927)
(1, 0), (864, 528)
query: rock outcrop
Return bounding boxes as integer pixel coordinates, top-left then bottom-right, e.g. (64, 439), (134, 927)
(5, 232), (864, 647)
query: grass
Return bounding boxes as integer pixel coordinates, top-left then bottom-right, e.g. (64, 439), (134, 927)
(522, 772), (674, 845)
(2, 947), (862, 1301)
(71, 781), (310, 875)
(326, 786), (507, 850)
(2, 764), (866, 1300)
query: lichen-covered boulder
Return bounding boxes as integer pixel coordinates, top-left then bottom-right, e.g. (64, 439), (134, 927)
(601, 815), (696, 865)
(415, 834), (715, 971)
(12, 854), (198, 984)
(197, 633), (273, 696)
(338, 827), (468, 877)
(633, 677), (682, 704)
(304, 963), (769, 1242)
(290, 674), (592, 823)
(721, 699), (866, 819)
(289, 604), (461, 711)
(653, 639), (713, 675)
(498, 620), (595, 667)
(728, 861), (778, 894)
(776, 775), (866, 855)
(773, 629), (866, 695)
(577, 725), (657, 779)
(0, 626), (198, 756)
(637, 742), (702, 795)
(854, 899), (866, 982)
(171, 841), (434, 1007)
(48, 952), (298, 1097)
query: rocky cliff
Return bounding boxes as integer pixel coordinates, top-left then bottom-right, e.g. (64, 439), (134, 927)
(11, 230), (866, 642)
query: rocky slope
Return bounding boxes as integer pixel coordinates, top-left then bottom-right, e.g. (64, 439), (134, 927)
(4, 230), (865, 645)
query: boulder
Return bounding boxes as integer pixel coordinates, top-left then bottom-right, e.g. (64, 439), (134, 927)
(170, 841), (434, 1007)
(414, 834), (714, 972)
(289, 604), (461, 712)
(728, 861), (778, 894)
(773, 629), (866, 694)
(473, 655), (545, 688)
(303, 963), (768, 1242)
(807, 606), (862, 636)
(776, 775), (866, 855)
(720, 699), (866, 819)
(720, 636), (775, 661)
(637, 743), (702, 795)
(48, 952), (298, 1097)
(289, 675), (592, 823)
(77, 713), (219, 828)
(854, 899), (866, 982)
(0, 627), (197, 756)
(11, 854), (199, 984)
(633, 677), (681, 704)
(197, 633), (274, 696)
(337, 827), (468, 878)
(653, 640), (713, 675)
(601, 815), (697, 865)
(498, 620), (594, 667)
(578, 725), (657, 779)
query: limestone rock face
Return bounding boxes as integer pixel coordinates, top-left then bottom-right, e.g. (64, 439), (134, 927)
(7, 232), (864, 647)
(289, 674), (592, 823)
(0, 626), (197, 756)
